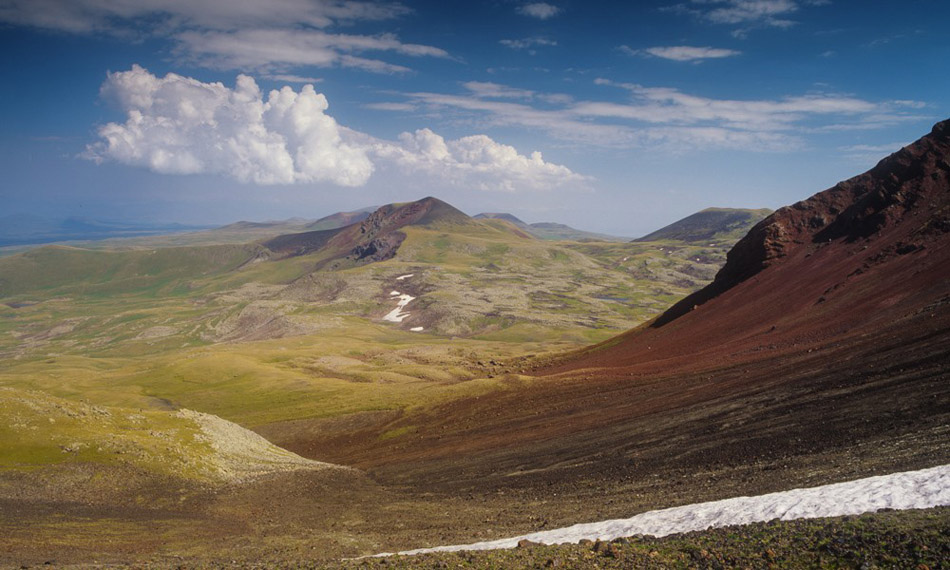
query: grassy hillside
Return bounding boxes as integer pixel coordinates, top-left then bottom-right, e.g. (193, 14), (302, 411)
(634, 207), (772, 243)
(0, 199), (820, 564)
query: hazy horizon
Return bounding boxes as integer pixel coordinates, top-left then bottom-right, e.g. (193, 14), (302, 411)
(1, 0), (947, 236)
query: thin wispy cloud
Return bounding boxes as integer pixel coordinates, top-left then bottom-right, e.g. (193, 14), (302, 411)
(668, 0), (829, 36)
(633, 45), (742, 62)
(84, 66), (586, 193)
(839, 141), (909, 163)
(0, 0), (447, 74)
(173, 29), (449, 73)
(380, 78), (925, 152)
(499, 37), (557, 51)
(464, 82), (536, 100)
(518, 3), (561, 20)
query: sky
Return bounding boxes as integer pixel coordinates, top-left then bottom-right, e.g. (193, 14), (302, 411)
(0, 0), (947, 236)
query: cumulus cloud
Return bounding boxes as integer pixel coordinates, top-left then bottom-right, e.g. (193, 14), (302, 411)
(0, 0), (446, 74)
(85, 66), (587, 192)
(374, 129), (589, 192)
(641, 46), (742, 62)
(518, 3), (561, 19)
(86, 65), (373, 185)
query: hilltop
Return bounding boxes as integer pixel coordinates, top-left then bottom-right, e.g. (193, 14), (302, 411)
(633, 207), (772, 244)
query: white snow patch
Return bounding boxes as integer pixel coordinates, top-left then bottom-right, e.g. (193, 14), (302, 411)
(410, 327), (424, 332)
(383, 292), (415, 323)
(378, 464), (950, 556)
(390, 290), (400, 296)
(396, 274), (415, 281)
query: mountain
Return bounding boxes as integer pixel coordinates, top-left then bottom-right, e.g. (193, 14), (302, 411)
(555, 119), (950, 372)
(305, 207), (376, 231)
(474, 212), (629, 241)
(633, 207), (772, 243)
(316, 120), (949, 498)
(262, 196), (473, 266)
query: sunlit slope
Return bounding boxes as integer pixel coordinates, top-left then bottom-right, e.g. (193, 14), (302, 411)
(0, 386), (336, 482)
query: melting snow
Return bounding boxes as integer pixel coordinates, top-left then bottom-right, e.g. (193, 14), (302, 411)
(410, 327), (424, 332)
(379, 464), (950, 556)
(396, 274), (415, 281)
(384, 292), (415, 323)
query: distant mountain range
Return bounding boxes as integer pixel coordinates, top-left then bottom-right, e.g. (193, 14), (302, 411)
(3, 203), (767, 251)
(0, 215), (210, 247)
(473, 212), (631, 242)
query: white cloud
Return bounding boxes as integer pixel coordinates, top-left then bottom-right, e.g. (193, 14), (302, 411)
(839, 141), (910, 163)
(464, 82), (536, 100)
(702, 0), (800, 25)
(668, 0), (828, 34)
(0, 0), (447, 74)
(266, 74), (324, 84)
(394, 79), (924, 152)
(518, 3), (561, 19)
(0, 0), (410, 34)
(374, 129), (589, 192)
(499, 37), (558, 50)
(86, 65), (373, 185)
(173, 29), (448, 73)
(85, 66), (588, 193)
(642, 46), (742, 62)
(364, 102), (418, 112)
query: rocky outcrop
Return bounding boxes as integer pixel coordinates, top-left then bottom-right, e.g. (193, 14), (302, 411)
(261, 197), (471, 266)
(653, 119), (950, 327)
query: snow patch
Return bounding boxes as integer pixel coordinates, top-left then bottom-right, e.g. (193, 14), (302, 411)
(396, 274), (415, 281)
(379, 464), (950, 556)
(410, 327), (424, 332)
(384, 292), (415, 323)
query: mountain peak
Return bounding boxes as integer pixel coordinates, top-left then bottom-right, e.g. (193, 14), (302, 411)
(262, 196), (471, 264)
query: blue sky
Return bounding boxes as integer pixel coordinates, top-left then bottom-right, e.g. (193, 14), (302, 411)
(1, 0), (947, 236)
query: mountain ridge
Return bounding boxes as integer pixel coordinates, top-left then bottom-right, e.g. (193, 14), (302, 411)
(632, 207), (772, 244)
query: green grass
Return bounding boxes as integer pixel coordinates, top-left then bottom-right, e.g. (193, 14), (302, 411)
(0, 218), (748, 477)
(0, 387), (215, 480)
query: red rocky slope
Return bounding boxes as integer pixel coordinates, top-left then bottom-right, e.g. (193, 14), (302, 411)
(543, 119), (950, 377)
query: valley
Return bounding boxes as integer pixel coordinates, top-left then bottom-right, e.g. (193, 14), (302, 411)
(1, 122), (948, 567)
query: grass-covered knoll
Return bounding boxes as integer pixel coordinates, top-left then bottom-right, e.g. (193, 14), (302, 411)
(634, 207), (772, 244)
(0, 386), (215, 480)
